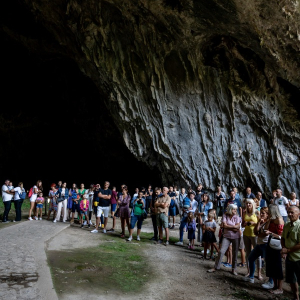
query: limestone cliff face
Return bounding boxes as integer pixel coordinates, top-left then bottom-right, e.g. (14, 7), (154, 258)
(11, 0), (300, 194)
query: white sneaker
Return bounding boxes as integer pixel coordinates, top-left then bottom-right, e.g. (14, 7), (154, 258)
(34, 216), (38, 220)
(103, 229), (106, 233)
(127, 236), (132, 241)
(36, 218), (39, 221)
(39, 218), (42, 220)
(201, 249), (210, 254)
(28, 217), (33, 221)
(175, 241), (183, 246)
(262, 281), (274, 289)
(91, 229), (98, 233)
(53, 220), (57, 223)
(244, 277), (254, 283)
(89, 220), (93, 225)
(83, 221), (87, 225)
(137, 236), (140, 241)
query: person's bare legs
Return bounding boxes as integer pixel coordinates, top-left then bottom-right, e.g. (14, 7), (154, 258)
(290, 283), (299, 300)
(203, 242), (208, 258)
(112, 216), (116, 229)
(29, 202), (35, 219)
(104, 217), (108, 230)
(158, 226), (163, 240)
(121, 217), (125, 234)
(125, 218), (130, 234)
(165, 227), (169, 241)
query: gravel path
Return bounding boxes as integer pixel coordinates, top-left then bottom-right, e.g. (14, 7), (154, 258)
(0, 220), (69, 300)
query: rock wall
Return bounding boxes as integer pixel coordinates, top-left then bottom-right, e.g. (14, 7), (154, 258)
(7, 0), (300, 194)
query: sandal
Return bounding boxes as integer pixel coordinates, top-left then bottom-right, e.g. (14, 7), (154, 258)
(237, 263), (245, 267)
(207, 268), (216, 273)
(270, 289), (283, 295)
(257, 275), (263, 281)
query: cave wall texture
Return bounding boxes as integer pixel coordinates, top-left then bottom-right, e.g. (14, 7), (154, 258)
(3, 0), (300, 195)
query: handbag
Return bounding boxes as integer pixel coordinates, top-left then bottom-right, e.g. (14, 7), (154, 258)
(57, 196), (65, 203)
(18, 190), (27, 200)
(268, 235), (282, 250)
(142, 210), (148, 220)
(115, 208), (120, 218)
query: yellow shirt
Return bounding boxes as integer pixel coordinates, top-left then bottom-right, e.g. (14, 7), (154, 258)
(243, 213), (258, 237)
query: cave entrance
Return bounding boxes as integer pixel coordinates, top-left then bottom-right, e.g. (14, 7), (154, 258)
(0, 32), (160, 192)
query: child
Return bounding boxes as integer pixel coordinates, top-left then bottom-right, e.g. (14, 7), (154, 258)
(183, 197), (191, 209)
(80, 194), (90, 228)
(8, 182), (14, 191)
(47, 185), (57, 220)
(186, 212), (196, 249)
(36, 192), (44, 220)
(202, 211), (218, 259)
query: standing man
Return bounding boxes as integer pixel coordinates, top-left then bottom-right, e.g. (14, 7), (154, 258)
(224, 190), (242, 216)
(274, 188), (289, 223)
(175, 192), (198, 246)
(178, 188), (187, 217)
(256, 191), (267, 208)
(281, 206), (300, 300)
(2, 180), (12, 223)
(245, 187), (255, 199)
(91, 181), (112, 233)
(155, 187), (171, 246)
(149, 187), (162, 241)
(168, 186), (177, 229)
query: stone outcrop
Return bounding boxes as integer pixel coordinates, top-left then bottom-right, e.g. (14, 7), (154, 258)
(3, 0), (300, 195)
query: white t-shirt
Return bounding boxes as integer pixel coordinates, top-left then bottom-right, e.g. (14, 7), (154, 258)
(13, 187), (25, 200)
(274, 196), (289, 217)
(2, 185), (12, 202)
(30, 185), (38, 202)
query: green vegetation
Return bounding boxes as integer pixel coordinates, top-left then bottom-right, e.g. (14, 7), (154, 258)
(47, 235), (154, 295)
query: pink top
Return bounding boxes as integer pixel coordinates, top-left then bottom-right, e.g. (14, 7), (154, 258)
(222, 214), (241, 239)
(80, 199), (89, 212)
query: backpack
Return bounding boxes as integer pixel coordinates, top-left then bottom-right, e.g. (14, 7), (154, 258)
(28, 187), (34, 198)
(19, 189), (27, 200)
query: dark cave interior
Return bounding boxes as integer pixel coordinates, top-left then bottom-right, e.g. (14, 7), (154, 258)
(0, 1), (160, 192)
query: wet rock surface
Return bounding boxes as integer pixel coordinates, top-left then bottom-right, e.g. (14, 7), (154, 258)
(2, 0), (300, 194)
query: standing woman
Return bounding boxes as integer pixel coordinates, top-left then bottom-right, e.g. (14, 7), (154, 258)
(242, 199), (261, 279)
(54, 182), (68, 223)
(214, 186), (226, 219)
(68, 183), (77, 220)
(87, 184), (94, 225)
(118, 187), (131, 238)
(78, 183), (86, 224)
(208, 204), (241, 275)
(289, 192), (299, 207)
(12, 182), (26, 222)
(28, 180), (43, 220)
(264, 204), (284, 294)
(198, 193), (213, 245)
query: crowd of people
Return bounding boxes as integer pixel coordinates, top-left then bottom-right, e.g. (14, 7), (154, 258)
(2, 179), (300, 299)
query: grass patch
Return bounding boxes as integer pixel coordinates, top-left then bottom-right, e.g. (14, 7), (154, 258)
(47, 237), (154, 295)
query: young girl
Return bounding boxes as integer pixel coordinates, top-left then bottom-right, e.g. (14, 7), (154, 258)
(202, 211), (218, 259)
(186, 212), (196, 249)
(80, 194), (90, 228)
(36, 192), (44, 220)
(47, 184), (57, 221)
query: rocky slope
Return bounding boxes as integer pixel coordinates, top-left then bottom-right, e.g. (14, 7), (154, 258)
(3, 0), (300, 195)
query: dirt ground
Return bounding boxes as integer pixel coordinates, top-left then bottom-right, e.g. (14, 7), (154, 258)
(45, 216), (293, 300)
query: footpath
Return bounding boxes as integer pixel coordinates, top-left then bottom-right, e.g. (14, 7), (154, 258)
(0, 221), (69, 300)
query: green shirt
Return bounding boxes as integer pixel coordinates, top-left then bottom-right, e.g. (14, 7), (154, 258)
(78, 189), (86, 204)
(282, 219), (300, 262)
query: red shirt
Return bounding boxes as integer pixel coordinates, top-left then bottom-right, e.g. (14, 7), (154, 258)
(111, 190), (118, 204)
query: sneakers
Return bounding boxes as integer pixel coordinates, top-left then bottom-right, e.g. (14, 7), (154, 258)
(188, 245), (191, 249)
(103, 229), (106, 233)
(83, 221), (87, 225)
(175, 241), (183, 246)
(137, 236), (140, 241)
(70, 219), (74, 224)
(262, 281), (274, 289)
(164, 241), (169, 246)
(157, 239), (163, 245)
(28, 217), (33, 221)
(2, 220), (9, 223)
(107, 228), (115, 232)
(149, 236), (157, 241)
(36, 218), (39, 221)
(222, 262), (232, 268)
(101, 224), (104, 228)
(91, 229), (98, 233)
(34, 216), (38, 220)
(53, 220), (57, 223)
(244, 277), (254, 283)
(170, 225), (175, 229)
(88, 224), (90, 228)
(80, 224), (84, 228)
(127, 236), (133, 241)
(89, 220), (93, 225)
(39, 218), (42, 220)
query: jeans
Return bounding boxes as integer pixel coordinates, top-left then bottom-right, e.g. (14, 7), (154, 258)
(179, 217), (187, 242)
(56, 199), (67, 222)
(130, 215), (143, 229)
(151, 214), (158, 239)
(2, 201), (11, 221)
(248, 243), (267, 278)
(216, 207), (223, 217)
(215, 237), (240, 270)
(244, 235), (261, 268)
(14, 200), (22, 221)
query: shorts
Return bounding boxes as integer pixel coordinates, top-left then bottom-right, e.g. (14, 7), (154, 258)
(80, 210), (88, 215)
(156, 213), (168, 229)
(169, 207), (176, 216)
(97, 206), (109, 218)
(36, 204), (43, 209)
(111, 203), (117, 212)
(67, 198), (73, 209)
(72, 203), (80, 213)
(130, 215), (143, 229)
(285, 257), (300, 284)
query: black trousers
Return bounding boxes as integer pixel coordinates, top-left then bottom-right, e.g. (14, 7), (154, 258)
(14, 200), (22, 221)
(151, 214), (158, 239)
(2, 201), (11, 221)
